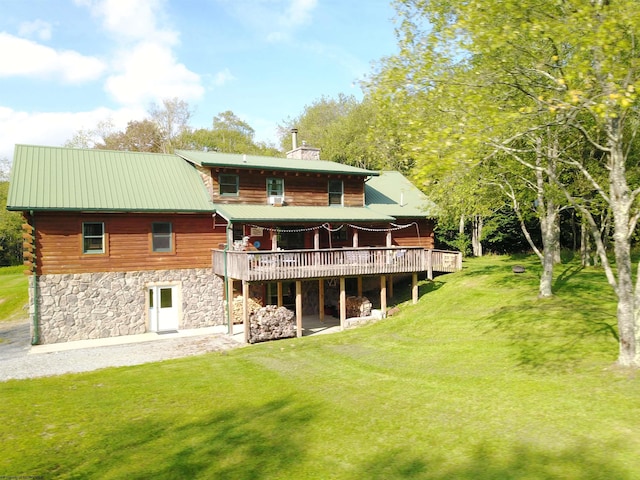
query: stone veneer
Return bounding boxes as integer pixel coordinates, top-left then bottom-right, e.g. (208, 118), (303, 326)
(30, 268), (225, 344)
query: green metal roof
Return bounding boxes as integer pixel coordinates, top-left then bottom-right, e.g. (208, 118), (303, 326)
(214, 204), (394, 223)
(7, 145), (215, 212)
(365, 171), (439, 218)
(175, 150), (379, 177)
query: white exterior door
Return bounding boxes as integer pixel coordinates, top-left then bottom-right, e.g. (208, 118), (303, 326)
(148, 285), (179, 332)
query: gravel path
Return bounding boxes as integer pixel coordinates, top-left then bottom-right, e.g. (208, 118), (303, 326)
(0, 318), (243, 382)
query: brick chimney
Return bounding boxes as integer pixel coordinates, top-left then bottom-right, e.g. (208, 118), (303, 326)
(286, 128), (320, 160)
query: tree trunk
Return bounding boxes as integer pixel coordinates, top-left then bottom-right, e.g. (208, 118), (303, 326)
(536, 139), (558, 298)
(472, 215), (483, 257)
(609, 141), (638, 366)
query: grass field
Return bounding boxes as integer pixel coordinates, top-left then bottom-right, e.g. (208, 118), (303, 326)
(1, 256), (639, 479)
(0, 265), (28, 323)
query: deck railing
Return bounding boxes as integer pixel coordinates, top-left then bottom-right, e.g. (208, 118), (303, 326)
(212, 247), (461, 281)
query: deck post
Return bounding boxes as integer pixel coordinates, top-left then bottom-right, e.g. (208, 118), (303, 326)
(412, 272), (418, 304)
(357, 277), (363, 297)
(296, 280), (302, 337)
(380, 275), (387, 317)
(319, 279), (325, 322)
(242, 280), (249, 343)
(339, 277), (346, 330)
(227, 278), (235, 335)
(352, 228), (359, 248)
(277, 281), (283, 307)
(427, 249), (433, 280)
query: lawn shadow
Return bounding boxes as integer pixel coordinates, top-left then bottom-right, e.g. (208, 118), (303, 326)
(68, 396), (317, 479)
(355, 440), (630, 479)
(484, 299), (617, 372)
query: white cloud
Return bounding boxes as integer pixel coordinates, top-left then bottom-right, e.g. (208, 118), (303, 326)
(0, 33), (106, 83)
(217, 0), (318, 42)
(75, 0), (203, 107)
(75, 0), (178, 44)
(18, 19), (53, 41)
(213, 68), (235, 87)
(105, 42), (204, 105)
(0, 106), (147, 161)
(285, 0), (317, 27)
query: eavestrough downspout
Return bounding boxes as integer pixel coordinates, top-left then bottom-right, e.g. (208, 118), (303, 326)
(224, 222), (231, 334)
(30, 210), (39, 345)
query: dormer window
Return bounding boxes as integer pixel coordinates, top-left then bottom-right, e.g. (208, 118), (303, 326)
(219, 174), (239, 196)
(267, 178), (284, 204)
(328, 179), (343, 206)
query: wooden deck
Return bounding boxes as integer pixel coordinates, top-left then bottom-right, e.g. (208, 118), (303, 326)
(212, 247), (461, 281)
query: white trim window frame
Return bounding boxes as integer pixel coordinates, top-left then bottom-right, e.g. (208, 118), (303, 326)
(82, 222), (105, 254)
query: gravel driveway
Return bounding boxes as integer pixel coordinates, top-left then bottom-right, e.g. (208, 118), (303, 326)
(0, 318), (243, 382)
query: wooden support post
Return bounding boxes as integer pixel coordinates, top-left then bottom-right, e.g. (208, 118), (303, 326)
(339, 277), (346, 330)
(277, 281), (283, 307)
(271, 229), (278, 250)
(352, 228), (359, 248)
(386, 230), (392, 247)
(296, 280), (303, 337)
(412, 272), (418, 304)
(427, 249), (433, 280)
(242, 280), (249, 343)
(227, 278), (235, 335)
(319, 279), (325, 322)
(314, 229), (320, 250)
(380, 275), (387, 317)
(357, 276), (363, 297)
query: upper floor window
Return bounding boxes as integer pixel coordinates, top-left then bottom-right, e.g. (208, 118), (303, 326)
(267, 178), (284, 197)
(219, 174), (239, 196)
(152, 222), (173, 252)
(82, 222), (105, 254)
(328, 179), (343, 206)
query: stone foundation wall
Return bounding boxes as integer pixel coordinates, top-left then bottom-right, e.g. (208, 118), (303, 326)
(31, 269), (225, 344)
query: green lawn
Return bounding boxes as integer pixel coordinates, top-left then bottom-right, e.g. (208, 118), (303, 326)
(0, 265), (28, 323)
(2, 256), (640, 479)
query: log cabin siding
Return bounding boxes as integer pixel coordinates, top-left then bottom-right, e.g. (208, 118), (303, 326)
(392, 219), (435, 249)
(33, 212), (225, 275)
(211, 168), (365, 207)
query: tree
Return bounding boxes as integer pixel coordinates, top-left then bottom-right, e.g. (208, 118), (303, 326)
(148, 97), (193, 152)
(278, 95), (393, 170)
(179, 111), (281, 156)
(64, 119), (116, 149)
(0, 180), (22, 266)
(373, 0), (640, 366)
(97, 120), (163, 152)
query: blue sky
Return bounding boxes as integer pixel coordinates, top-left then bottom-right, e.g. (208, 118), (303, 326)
(0, 0), (399, 160)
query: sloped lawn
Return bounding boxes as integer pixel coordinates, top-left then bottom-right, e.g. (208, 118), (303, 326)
(0, 266), (28, 323)
(2, 256), (639, 479)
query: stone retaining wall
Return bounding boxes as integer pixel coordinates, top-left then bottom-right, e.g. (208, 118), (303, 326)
(30, 268), (224, 344)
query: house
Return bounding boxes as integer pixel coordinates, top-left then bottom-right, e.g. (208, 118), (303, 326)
(7, 140), (461, 345)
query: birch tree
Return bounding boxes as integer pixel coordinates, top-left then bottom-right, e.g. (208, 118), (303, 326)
(371, 0), (640, 365)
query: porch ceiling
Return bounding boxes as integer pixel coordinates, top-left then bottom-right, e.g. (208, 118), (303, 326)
(214, 204), (394, 223)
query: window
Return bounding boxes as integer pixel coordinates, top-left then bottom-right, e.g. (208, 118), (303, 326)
(267, 178), (284, 197)
(219, 174), (239, 196)
(82, 222), (105, 254)
(328, 179), (343, 206)
(152, 222), (173, 252)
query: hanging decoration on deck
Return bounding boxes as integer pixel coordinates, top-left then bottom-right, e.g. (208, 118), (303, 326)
(348, 222), (418, 232)
(247, 223), (344, 233)
(246, 222), (420, 237)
